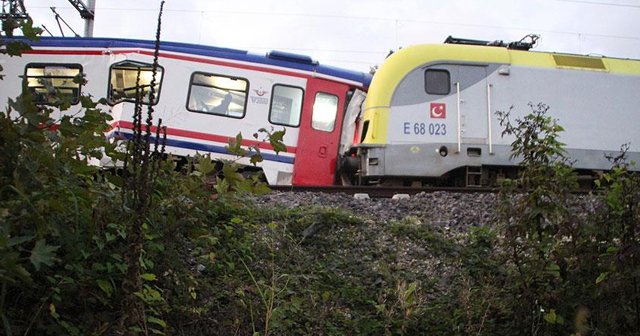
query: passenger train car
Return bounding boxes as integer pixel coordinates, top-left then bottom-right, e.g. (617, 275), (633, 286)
(349, 37), (640, 186)
(3, 36), (639, 187)
(0, 37), (371, 186)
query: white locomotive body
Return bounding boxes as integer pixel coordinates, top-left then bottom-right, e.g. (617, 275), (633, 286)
(354, 40), (640, 186)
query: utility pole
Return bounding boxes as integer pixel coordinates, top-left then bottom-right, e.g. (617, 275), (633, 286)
(67, 0), (95, 37)
(0, 0), (29, 36)
(0, 0), (27, 20)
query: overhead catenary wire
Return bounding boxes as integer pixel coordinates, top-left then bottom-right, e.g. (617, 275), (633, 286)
(24, 1), (640, 69)
(554, 0), (640, 9)
(29, 4), (640, 43)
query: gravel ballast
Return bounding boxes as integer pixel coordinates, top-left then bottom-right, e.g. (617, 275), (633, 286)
(255, 191), (498, 229)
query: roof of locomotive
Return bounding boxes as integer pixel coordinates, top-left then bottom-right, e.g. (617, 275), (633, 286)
(14, 36), (372, 88)
(360, 42), (640, 145)
(366, 43), (640, 112)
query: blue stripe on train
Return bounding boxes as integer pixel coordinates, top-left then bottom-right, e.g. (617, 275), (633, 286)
(113, 132), (295, 164)
(13, 36), (372, 88)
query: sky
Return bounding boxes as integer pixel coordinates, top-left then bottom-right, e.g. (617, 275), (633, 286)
(22, 0), (640, 72)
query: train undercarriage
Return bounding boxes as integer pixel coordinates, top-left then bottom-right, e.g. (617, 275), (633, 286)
(338, 152), (601, 189)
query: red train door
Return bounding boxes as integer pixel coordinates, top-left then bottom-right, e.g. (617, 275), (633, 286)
(292, 78), (348, 185)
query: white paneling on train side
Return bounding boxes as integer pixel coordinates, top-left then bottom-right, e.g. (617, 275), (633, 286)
(491, 64), (640, 157)
(356, 41), (640, 186)
(1, 37), (372, 186)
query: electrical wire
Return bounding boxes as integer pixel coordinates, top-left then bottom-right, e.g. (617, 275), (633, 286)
(26, 2), (640, 58)
(554, 0), (640, 8)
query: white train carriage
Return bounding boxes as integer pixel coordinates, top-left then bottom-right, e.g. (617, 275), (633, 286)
(352, 37), (640, 186)
(0, 37), (371, 186)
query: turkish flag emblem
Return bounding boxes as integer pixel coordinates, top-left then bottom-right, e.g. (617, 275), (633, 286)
(430, 103), (446, 119)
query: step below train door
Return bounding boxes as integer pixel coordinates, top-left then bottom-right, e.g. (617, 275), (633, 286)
(292, 78), (348, 185)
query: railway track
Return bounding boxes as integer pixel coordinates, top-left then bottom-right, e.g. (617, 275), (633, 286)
(269, 185), (500, 198)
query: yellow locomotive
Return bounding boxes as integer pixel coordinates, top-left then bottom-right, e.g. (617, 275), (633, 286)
(345, 36), (640, 186)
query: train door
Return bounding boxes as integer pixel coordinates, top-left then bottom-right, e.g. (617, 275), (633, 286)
(292, 78), (348, 185)
(450, 65), (488, 144)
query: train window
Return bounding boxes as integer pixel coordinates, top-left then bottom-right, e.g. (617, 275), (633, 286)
(311, 92), (338, 132)
(108, 61), (163, 105)
(269, 85), (303, 127)
(425, 69), (450, 95)
(24, 63), (82, 105)
(187, 72), (248, 118)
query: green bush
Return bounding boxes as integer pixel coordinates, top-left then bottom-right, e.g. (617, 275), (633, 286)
(4, 15), (640, 335)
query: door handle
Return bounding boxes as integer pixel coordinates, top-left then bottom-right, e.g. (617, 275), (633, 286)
(318, 146), (327, 158)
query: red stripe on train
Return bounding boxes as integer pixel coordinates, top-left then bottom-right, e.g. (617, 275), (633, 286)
(114, 121), (297, 154)
(22, 49), (312, 79)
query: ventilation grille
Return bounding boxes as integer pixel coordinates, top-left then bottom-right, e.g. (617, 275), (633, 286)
(553, 54), (606, 70)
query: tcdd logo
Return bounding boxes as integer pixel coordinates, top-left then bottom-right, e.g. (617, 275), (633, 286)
(430, 103), (446, 119)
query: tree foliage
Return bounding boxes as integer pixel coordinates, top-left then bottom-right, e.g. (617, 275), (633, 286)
(0, 7), (283, 335)
(2, 12), (640, 336)
(484, 103), (640, 335)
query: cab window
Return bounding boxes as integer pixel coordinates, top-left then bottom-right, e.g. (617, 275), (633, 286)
(269, 84), (303, 127)
(109, 61), (163, 105)
(187, 72), (248, 118)
(311, 92), (338, 132)
(425, 69), (450, 95)
(24, 63), (82, 105)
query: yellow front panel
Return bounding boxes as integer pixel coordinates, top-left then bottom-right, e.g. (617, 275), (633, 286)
(362, 44), (509, 144)
(361, 43), (640, 146)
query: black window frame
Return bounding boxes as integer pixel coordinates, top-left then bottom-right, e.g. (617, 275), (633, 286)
(268, 84), (304, 127)
(424, 69), (451, 95)
(186, 72), (249, 119)
(107, 60), (164, 106)
(23, 62), (83, 106)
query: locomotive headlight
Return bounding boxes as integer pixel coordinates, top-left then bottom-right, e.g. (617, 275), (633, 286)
(438, 146), (448, 157)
